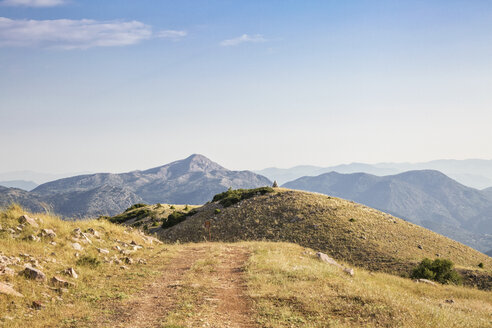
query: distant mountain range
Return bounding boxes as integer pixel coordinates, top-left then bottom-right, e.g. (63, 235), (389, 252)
(0, 170), (91, 185)
(0, 180), (38, 191)
(283, 170), (492, 252)
(0, 155), (271, 218)
(257, 159), (492, 189)
(1, 155), (491, 254)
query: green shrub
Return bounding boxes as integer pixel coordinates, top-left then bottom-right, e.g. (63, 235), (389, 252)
(215, 209), (221, 214)
(109, 207), (152, 224)
(349, 218), (356, 222)
(478, 262), (484, 268)
(212, 187), (275, 208)
(411, 258), (462, 285)
(162, 209), (197, 229)
(124, 203), (147, 212)
(76, 256), (101, 268)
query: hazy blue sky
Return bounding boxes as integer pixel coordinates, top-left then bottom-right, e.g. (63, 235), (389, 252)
(1, 0), (491, 173)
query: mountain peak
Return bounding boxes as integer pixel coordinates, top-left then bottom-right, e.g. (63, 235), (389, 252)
(176, 154), (225, 172)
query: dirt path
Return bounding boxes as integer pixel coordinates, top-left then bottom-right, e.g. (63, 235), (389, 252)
(108, 244), (256, 328)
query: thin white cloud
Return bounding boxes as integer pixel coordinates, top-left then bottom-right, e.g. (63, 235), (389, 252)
(220, 34), (266, 47)
(1, 0), (66, 7)
(0, 17), (186, 49)
(156, 30), (187, 40)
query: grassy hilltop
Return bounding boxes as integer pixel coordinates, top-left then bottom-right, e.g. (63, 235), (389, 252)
(155, 188), (491, 278)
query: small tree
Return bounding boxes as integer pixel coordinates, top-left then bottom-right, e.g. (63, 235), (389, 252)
(411, 258), (462, 285)
(272, 180), (279, 188)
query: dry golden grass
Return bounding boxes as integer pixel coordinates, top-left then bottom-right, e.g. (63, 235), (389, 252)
(0, 205), (173, 328)
(245, 242), (492, 328)
(2, 203), (491, 328)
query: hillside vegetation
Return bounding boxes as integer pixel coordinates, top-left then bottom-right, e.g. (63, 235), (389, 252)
(108, 203), (198, 232)
(0, 205), (170, 327)
(1, 206), (491, 327)
(157, 188), (492, 287)
(245, 242), (492, 328)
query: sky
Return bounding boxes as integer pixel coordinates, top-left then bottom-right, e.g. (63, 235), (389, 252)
(1, 0), (492, 173)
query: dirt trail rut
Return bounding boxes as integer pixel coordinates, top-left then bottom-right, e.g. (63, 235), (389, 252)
(109, 244), (256, 328)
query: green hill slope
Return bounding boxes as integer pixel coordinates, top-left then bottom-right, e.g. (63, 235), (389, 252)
(153, 188), (491, 284)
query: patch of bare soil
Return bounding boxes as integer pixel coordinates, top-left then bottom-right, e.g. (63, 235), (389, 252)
(106, 244), (255, 328)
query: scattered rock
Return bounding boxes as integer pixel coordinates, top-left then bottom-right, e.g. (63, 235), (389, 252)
(21, 266), (46, 281)
(50, 276), (75, 288)
(0, 282), (24, 297)
(25, 235), (40, 242)
(120, 265), (128, 270)
(417, 244), (423, 250)
(18, 215), (39, 228)
(55, 287), (69, 294)
(64, 267), (78, 279)
(445, 299), (455, 304)
(123, 257), (134, 265)
(97, 248), (109, 254)
(31, 300), (44, 310)
(71, 243), (82, 251)
(316, 252), (342, 268)
(30, 259), (42, 268)
(414, 278), (437, 286)
(86, 228), (100, 238)
(39, 229), (56, 239)
(0, 267), (15, 276)
(343, 268), (355, 276)
(79, 233), (92, 244)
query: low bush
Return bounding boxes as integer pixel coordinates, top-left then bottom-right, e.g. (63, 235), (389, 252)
(124, 203), (147, 212)
(212, 187), (275, 208)
(76, 256), (101, 268)
(411, 258), (462, 285)
(109, 207), (152, 224)
(162, 209), (197, 229)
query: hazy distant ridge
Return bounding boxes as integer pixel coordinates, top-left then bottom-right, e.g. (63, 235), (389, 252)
(283, 170), (492, 252)
(257, 159), (492, 189)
